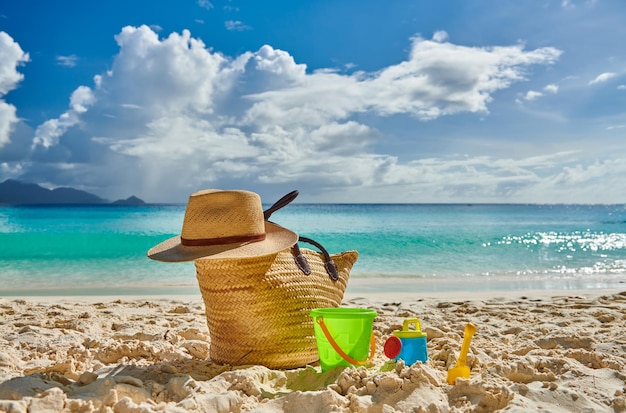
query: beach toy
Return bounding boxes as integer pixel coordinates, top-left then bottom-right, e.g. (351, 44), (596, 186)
(447, 322), (477, 385)
(383, 318), (428, 365)
(310, 308), (377, 372)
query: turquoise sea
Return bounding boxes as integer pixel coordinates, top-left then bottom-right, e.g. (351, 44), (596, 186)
(1, 203), (625, 295)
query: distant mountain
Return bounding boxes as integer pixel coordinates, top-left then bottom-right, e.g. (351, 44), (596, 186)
(111, 196), (146, 206)
(0, 179), (145, 205)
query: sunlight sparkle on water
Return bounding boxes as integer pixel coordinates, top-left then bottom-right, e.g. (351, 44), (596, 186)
(499, 231), (626, 253)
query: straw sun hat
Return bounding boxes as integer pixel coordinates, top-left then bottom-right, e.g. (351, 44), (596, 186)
(147, 189), (298, 262)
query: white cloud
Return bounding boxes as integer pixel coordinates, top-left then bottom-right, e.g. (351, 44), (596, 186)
(520, 84), (557, 103)
(617, 85), (626, 90)
(225, 20), (251, 31)
(589, 72), (616, 85)
(8, 26), (577, 202)
(0, 100), (18, 148)
(31, 87), (95, 149)
(551, 159), (624, 186)
(108, 26), (228, 112)
(524, 90), (543, 101)
(310, 151), (626, 204)
(56, 54), (78, 67)
(243, 36), (562, 127)
(33, 111), (80, 148)
(0, 33), (29, 95)
(432, 30), (448, 42)
(0, 32), (29, 149)
(368, 36), (562, 118)
(562, 0), (598, 9)
(544, 83), (558, 93)
(70, 86), (95, 113)
(606, 125), (625, 130)
(198, 0), (213, 10)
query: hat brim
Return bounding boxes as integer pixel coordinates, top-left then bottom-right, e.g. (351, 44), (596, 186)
(147, 222), (298, 262)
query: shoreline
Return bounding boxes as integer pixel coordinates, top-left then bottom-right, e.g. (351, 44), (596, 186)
(2, 274), (625, 297)
(3, 286), (625, 304)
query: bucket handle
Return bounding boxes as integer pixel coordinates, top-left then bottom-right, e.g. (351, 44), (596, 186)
(316, 317), (376, 366)
(403, 318), (421, 332)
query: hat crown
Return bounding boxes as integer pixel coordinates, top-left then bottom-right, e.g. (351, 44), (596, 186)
(181, 190), (265, 242)
(147, 188), (298, 262)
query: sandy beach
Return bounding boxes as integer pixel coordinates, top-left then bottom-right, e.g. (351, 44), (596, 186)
(1, 288), (626, 413)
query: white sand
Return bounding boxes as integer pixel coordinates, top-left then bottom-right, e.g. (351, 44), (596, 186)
(1, 289), (626, 412)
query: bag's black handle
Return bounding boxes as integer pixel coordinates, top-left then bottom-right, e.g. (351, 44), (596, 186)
(291, 243), (311, 276)
(264, 190), (339, 282)
(263, 190), (299, 220)
(297, 236), (339, 281)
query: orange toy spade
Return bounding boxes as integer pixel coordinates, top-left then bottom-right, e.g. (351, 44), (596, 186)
(447, 323), (477, 385)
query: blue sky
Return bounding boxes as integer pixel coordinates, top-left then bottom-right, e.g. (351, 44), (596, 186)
(1, 0), (626, 203)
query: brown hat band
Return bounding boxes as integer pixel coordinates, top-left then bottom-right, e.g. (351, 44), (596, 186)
(181, 233), (266, 247)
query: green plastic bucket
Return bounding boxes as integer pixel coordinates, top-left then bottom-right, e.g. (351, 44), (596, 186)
(310, 308), (377, 371)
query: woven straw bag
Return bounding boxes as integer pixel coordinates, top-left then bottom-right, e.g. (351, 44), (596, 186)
(195, 191), (357, 369)
(195, 245), (357, 368)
